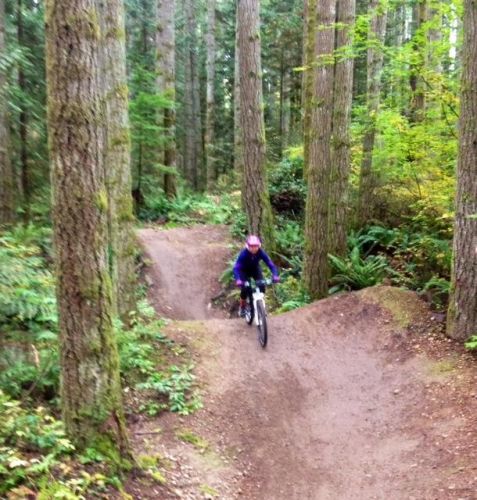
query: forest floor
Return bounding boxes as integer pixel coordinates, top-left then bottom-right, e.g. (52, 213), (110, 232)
(126, 224), (477, 500)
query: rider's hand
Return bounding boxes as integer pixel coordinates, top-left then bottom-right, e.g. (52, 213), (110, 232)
(272, 275), (280, 283)
(236, 279), (243, 287)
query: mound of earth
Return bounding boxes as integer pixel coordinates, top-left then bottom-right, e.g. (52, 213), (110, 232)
(128, 225), (477, 500)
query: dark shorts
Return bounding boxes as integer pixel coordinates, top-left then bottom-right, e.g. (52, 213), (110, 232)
(239, 267), (264, 299)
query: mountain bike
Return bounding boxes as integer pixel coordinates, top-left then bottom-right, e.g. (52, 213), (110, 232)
(243, 278), (273, 348)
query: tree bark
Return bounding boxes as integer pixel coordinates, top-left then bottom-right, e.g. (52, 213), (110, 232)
(302, 0), (316, 179)
(98, 0), (136, 319)
(0, 0), (15, 224)
(17, 0), (29, 222)
(183, 0), (202, 190)
(237, 0), (275, 250)
(409, 0), (426, 122)
(45, 0), (130, 456)
(328, 0), (355, 257)
(357, 0), (387, 226)
(205, 0), (216, 190)
(234, 4), (244, 193)
(303, 0), (336, 299)
(446, 0), (477, 341)
(156, 0), (177, 198)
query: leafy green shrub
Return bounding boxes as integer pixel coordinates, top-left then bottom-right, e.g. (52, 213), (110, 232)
(268, 149), (306, 215)
(329, 246), (390, 292)
(0, 390), (74, 495)
(0, 225), (59, 400)
(274, 276), (310, 313)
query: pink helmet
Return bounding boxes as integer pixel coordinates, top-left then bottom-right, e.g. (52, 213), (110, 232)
(246, 235), (261, 250)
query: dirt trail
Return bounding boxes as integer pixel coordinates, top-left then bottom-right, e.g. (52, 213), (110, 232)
(134, 225), (477, 500)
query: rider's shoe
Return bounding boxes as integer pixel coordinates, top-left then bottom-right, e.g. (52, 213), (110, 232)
(239, 307), (246, 318)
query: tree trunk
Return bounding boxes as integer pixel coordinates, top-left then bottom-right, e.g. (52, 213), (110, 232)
(234, 4), (244, 193)
(0, 0), (15, 224)
(17, 0), (29, 222)
(328, 0), (355, 257)
(156, 0), (177, 198)
(205, 0), (216, 190)
(237, 0), (275, 250)
(45, 0), (130, 456)
(357, 0), (387, 227)
(446, 0), (477, 341)
(302, 0), (316, 179)
(409, 0), (426, 122)
(98, 0), (136, 319)
(183, 0), (202, 190)
(303, 0), (336, 299)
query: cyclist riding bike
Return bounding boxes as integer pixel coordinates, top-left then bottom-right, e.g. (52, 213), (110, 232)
(233, 235), (280, 318)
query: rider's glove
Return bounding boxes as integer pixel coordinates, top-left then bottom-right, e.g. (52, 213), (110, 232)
(236, 279), (244, 287)
(272, 275), (280, 283)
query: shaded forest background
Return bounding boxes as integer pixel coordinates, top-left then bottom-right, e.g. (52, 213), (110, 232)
(1, 0), (477, 496)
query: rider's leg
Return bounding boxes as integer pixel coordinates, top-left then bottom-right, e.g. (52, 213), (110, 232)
(252, 268), (265, 293)
(238, 278), (248, 317)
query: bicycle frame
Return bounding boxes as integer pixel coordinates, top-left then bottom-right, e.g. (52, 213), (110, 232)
(244, 278), (271, 326)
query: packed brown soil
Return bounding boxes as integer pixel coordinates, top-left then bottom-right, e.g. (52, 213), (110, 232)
(127, 225), (477, 500)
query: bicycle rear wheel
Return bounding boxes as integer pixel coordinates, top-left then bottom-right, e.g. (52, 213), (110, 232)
(256, 300), (267, 348)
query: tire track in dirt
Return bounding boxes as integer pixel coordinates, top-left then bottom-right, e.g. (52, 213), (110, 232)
(134, 225), (477, 500)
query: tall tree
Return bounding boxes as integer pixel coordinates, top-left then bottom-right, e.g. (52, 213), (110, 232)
(237, 0), (275, 249)
(17, 0), (29, 221)
(205, 0), (216, 190)
(303, 0), (336, 299)
(446, 0), (477, 341)
(328, 0), (356, 257)
(182, 0), (203, 190)
(99, 0), (136, 318)
(234, 2), (244, 190)
(0, 0), (15, 224)
(45, 0), (130, 454)
(302, 0), (316, 178)
(357, 0), (387, 226)
(156, 0), (177, 198)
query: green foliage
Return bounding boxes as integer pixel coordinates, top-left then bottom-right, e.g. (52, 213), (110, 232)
(329, 246), (390, 292)
(268, 150), (306, 215)
(0, 390), (74, 495)
(118, 299), (202, 416)
(139, 191), (241, 226)
(136, 364), (202, 416)
(0, 225), (59, 400)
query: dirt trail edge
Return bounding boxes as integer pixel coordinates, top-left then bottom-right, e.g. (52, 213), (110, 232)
(133, 225), (477, 500)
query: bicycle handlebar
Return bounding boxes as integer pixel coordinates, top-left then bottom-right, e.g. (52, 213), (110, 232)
(243, 278), (274, 287)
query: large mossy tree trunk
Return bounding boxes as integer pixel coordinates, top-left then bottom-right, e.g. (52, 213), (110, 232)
(328, 0), (355, 257)
(205, 0), (216, 190)
(183, 0), (202, 190)
(0, 0), (15, 225)
(45, 0), (130, 457)
(99, 0), (136, 319)
(446, 0), (477, 341)
(302, 0), (316, 178)
(356, 0), (387, 227)
(156, 0), (177, 199)
(237, 0), (275, 250)
(303, 0), (336, 300)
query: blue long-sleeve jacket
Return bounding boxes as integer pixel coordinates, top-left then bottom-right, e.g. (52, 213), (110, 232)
(233, 248), (278, 281)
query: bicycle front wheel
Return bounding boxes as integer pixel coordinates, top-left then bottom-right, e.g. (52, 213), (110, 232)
(256, 300), (267, 348)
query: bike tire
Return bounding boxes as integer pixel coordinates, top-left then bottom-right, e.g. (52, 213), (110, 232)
(256, 300), (267, 348)
(245, 292), (254, 325)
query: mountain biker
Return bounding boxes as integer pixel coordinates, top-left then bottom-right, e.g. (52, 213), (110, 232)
(233, 235), (280, 318)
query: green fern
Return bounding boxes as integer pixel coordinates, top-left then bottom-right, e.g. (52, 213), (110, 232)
(329, 246), (389, 291)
